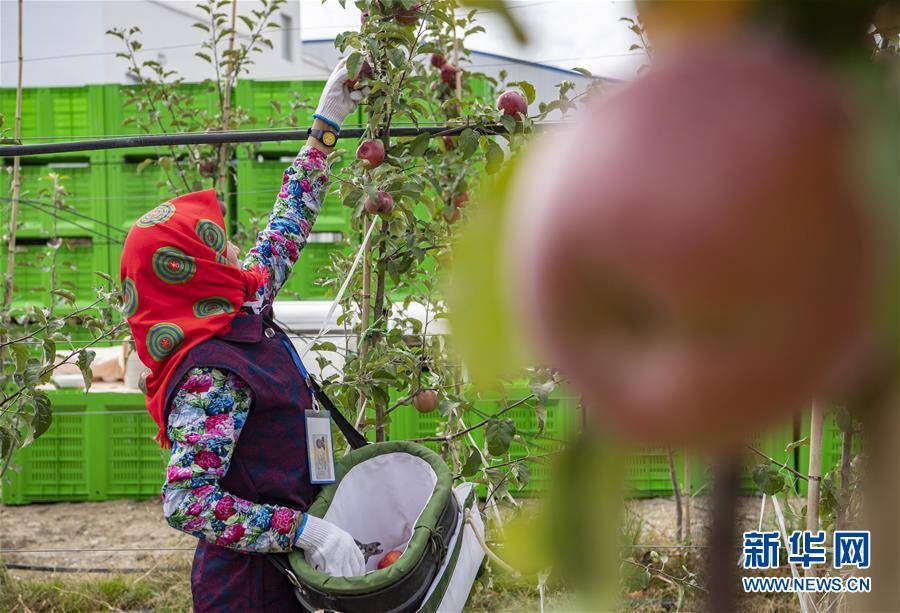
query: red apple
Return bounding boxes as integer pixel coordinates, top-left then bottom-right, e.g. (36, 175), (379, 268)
(506, 37), (873, 449)
(378, 550), (403, 569)
(442, 135), (455, 150)
(395, 3), (421, 25)
(440, 64), (459, 86)
(497, 90), (528, 120)
(412, 389), (438, 413)
(364, 190), (394, 216)
(443, 206), (461, 224)
(431, 53), (446, 68)
(356, 139), (385, 170)
(453, 192), (468, 208)
(198, 159), (217, 178)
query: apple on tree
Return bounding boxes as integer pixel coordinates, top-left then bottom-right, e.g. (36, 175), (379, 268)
(412, 388), (438, 413)
(497, 90), (528, 121)
(394, 3), (421, 25)
(440, 63), (459, 86)
(430, 53), (446, 68)
(505, 37), (874, 448)
(364, 190), (395, 216)
(356, 139), (385, 170)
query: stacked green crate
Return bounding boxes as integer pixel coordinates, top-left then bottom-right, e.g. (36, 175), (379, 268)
(0, 157), (108, 237)
(625, 449), (689, 498)
(2, 390), (165, 505)
(740, 424), (798, 493)
(0, 237), (111, 308)
(0, 86), (111, 308)
(233, 80), (356, 299)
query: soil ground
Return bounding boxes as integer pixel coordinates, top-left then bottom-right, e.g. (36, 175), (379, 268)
(0, 495), (805, 611)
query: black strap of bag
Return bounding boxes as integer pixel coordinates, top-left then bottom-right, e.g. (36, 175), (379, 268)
(307, 375), (369, 450)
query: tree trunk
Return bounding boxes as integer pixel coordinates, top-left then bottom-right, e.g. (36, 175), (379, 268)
(683, 454), (692, 543)
(838, 417), (854, 529)
(806, 402), (824, 535)
(666, 448), (683, 543)
(707, 457), (741, 613)
(215, 0), (239, 197)
(2, 0), (24, 316)
(355, 217), (372, 429)
(371, 218), (388, 442)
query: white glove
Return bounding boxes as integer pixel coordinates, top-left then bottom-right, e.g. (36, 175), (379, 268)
(313, 58), (371, 130)
(294, 514), (366, 577)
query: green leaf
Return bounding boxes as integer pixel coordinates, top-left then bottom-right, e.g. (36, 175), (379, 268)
(94, 271), (115, 284)
(512, 81), (536, 104)
(485, 418), (516, 456)
(622, 562), (651, 591)
(51, 288), (76, 304)
(752, 463), (786, 496)
(459, 128), (479, 157)
(77, 349), (96, 392)
(11, 342), (30, 372)
(485, 139), (504, 174)
(32, 391), (52, 440)
(785, 436), (810, 454)
(571, 67), (593, 78)
(461, 447), (481, 477)
(408, 133), (430, 157)
(136, 158), (154, 174)
(386, 48), (406, 69)
(346, 51), (364, 80)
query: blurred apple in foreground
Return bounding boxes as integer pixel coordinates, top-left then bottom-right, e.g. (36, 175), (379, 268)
(505, 37), (874, 448)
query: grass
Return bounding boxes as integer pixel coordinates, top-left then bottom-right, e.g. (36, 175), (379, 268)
(0, 565), (193, 612)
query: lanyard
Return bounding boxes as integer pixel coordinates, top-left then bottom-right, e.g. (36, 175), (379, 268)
(277, 332), (317, 408)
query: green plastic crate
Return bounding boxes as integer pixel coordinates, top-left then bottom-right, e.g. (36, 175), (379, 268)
(0, 86), (104, 142)
(102, 82), (219, 138)
(0, 156), (108, 237)
(1, 237), (111, 307)
(625, 448), (689, 498)
(234, 154), (349, 230)
(235, 80), (363, 154)
(105, 155), (215, 232)
(2, 391), (166, 505)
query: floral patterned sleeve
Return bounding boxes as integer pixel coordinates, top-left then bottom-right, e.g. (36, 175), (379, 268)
(162, 367), (303, 553)
(241, 145), (330, 312)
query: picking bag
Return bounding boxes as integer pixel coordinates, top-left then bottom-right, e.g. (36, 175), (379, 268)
(270, 377), (485, 613)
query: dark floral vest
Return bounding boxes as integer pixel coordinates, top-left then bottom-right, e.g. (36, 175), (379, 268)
(165, 306), (318, 612)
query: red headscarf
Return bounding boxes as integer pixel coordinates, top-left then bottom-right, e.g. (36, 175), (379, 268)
(120, 189), (266, 446)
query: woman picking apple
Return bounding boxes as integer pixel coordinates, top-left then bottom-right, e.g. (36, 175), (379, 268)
(120, 61), (373, 611)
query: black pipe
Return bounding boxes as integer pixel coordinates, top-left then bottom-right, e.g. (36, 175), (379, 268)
(0, 124), (514, 157)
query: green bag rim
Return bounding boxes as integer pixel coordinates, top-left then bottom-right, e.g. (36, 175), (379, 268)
(287, 440), (453, 596)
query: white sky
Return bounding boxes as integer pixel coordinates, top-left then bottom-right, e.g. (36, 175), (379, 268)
(299, 0), (645, 81)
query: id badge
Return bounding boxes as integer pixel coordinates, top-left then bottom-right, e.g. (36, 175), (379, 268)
(305, 409), (337, 484)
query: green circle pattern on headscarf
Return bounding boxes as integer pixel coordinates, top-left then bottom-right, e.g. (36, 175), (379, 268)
(193, 296), (234, 318)
(136, 202), (175, 228)
(146, 322), (184, 362)
(152, 246), (196, 284)
(196, 219), (226, 254)
(122, 278), (138, 318)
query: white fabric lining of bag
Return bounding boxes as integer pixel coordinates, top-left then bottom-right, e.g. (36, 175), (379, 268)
(322, 452), (439, 573)
(417, 482), (486, 613)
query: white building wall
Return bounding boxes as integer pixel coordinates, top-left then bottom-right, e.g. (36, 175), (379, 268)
(1, 0), (325, 87)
